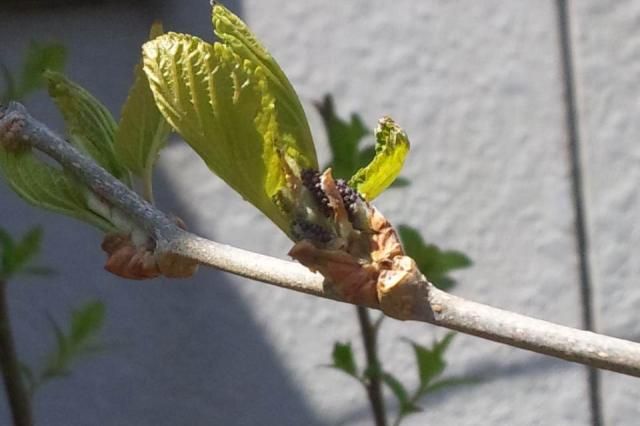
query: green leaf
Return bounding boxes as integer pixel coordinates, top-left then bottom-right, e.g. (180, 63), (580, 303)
(0, 149), (115, 232)
(45, 71), (127, 181)
(421, 376), (481, 395)
(398, 225), (471, 290)
(348, 116), (410, 200)
(409, 332), (455, 392)
(212, 4), (317, 169)
(331, 342), (359, 378)
(143, 32), (293, 233)
(0, 226), (50, 280)
(381, 372), (422, 415)
(20, 41), (66, 97)
(114, 22), (171, 190)
(316, 95), (369, 179)
(10, 226), (42, 274)
(70, 301), (105, 345)
(40, 302), (106, 386)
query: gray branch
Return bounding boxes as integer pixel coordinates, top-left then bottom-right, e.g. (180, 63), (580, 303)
(2, 101), (640, 378)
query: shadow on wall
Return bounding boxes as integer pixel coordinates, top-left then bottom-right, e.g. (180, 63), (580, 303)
(0, 0), (324, 424)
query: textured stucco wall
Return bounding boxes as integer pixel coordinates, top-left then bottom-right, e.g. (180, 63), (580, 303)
(0, 0), (636, 425)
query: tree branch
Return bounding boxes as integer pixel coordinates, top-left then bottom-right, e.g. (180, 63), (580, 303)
(2, 102), (640, 378)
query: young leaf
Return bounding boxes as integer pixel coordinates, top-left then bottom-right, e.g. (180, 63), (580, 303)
(381, 372), (422, 415)
(0, 149), (115, 232)
(8, 226), (43, 276)
(316, 95), (369, 179)
(45, 71), (128, 181)
(212, 4), (317, 168)
(143, 32), (294, 233)
(409, 332), (456, 393)
(114, 22), (171, 192)
(20, 41), (66, 97)
(421, 377), (481, 395)
(348, 117), (410, 200)
(39, 301), (106, 386)
(398, 225), (471, 290)
(70, 301), (105, 345)
(331, 342), (359, 378)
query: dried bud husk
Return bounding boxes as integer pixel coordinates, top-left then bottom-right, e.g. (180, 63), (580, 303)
(377, 256), (428, 320)
(101, 216), (198, 280)
(289, 168), (425, 315)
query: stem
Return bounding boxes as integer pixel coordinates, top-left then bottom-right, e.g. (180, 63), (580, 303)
(3, 102), (640, 378)
(0, 280), (33, 426)
(142, 168), (155, 205)
(357, 306), (387, 426)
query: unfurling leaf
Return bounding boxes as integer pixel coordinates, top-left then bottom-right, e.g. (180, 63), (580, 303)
(143, 4), (320, 235)
(115, 22), (171, 189)
(331, 342), (359, 378)
(0, 149), (115, 232)
(349, 117), (410, 200)
(45, 71), (128, 181)
(212, 4), (317, 165)
(398, 225), (471, 290)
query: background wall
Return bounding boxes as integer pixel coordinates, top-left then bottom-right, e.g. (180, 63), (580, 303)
(0, 1), (638, 425)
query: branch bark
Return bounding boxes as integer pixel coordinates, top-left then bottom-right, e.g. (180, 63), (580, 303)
(2, 102), (640, 378)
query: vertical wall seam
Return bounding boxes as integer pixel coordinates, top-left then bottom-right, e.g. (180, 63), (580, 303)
(554, 1), (603, 425)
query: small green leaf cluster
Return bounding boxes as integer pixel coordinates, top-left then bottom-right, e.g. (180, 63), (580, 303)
(0, 227), (106, 397)
(22, 300), (106, 396)
(330, 333), (476, 425)
(0, 226), (51, 280)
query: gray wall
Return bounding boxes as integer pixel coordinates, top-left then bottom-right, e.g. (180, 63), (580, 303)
(1, 1), (638, 425)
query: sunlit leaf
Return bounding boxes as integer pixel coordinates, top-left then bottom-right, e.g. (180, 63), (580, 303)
(143, 32), (292, 232)
(331, 341), (359, 378)
(114, 22), (171, 189)
(398, 225), (471, 290)
(45, 71), (127, 181)
(212, 4), (317, 168)
(349, 116), (409, 200)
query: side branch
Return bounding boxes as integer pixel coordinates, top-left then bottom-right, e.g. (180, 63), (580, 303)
(2, 102), (640, 378)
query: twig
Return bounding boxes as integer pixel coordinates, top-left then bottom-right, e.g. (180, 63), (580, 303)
(356, 306), (387, 426)
(2, 102), (640, 378)
(0, 280), (33, 426)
